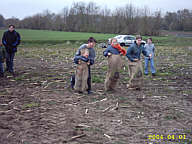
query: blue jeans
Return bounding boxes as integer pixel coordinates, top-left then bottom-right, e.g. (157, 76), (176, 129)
(144, 57), (156, 74)
(6, 52), (15, 73)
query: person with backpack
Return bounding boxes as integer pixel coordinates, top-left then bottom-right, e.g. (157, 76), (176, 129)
(2, 24), (21, 75)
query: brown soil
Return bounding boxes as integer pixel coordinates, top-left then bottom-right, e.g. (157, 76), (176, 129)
(0, 45), (192, 144)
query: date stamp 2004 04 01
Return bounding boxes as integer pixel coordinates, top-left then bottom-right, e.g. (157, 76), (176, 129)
(146, 134), (191, 144)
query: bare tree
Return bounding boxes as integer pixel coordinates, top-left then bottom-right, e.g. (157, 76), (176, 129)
(2, 2), (191, 35)
(0, 14), (5, 27)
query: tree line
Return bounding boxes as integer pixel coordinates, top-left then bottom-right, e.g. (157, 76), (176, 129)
(0, 2), (192, 36)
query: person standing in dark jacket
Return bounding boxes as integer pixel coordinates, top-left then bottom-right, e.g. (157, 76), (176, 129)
(2, 25), (21, 75)
(71, 37), (97, 94)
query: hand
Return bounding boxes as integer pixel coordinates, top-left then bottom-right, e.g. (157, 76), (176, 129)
(149, 53), (152, 58)
(133, 59), (138, 62)
(87, 61), (90, 65)
(78, 60), (81, 64)
(108, 52), (112, 56)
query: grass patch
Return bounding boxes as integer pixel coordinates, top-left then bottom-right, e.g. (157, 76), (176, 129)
(1, 29), (192, 46)
(156, 71), (173, 77)
(0, 29), (116, 44)
(92, 75), (104, 83)
(23, 102), (39, 109)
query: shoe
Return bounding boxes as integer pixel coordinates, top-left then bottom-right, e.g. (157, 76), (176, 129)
(70, 75), (75, 90)
(0, 73), (4, 77)
(126, 84), (131, 88)
(152, 73), (156, 76)
(78, 91), (83, 94)
(71, 84), (74, 90)
(135, 87), (141, 91)
(127, 84), (135, 89)
(87, 90), (93, 94)
(106, 88), (115, 92)
(10, 71), (15, 77)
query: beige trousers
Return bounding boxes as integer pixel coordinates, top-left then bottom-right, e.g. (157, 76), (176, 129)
(127, 60), (143, 87)
(104, 55), (123, 91)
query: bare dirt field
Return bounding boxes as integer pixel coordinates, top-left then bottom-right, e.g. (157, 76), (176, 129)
(0, 44), (192, 144)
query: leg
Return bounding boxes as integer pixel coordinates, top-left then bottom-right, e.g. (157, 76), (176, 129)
(138, 61), (144, 88)
(9, 53), (15, 73)
(0, 61), (4, 77)
(104, 70), (112, 91)
(70, 74), (75, 89)
(110, 72), (119, 89)
(81, 65), (89, 92)
(6, 52), (10, 71)
(87, 66), (92, 93)
(150, 57), (156, 74)
(144, 57), (149, 75)
(127, 63), (138, 87)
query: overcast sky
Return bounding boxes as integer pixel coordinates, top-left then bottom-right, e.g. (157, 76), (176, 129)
(1, 0), (192, 19)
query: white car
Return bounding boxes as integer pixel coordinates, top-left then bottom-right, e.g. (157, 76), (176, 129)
(108, 35), (146, 46)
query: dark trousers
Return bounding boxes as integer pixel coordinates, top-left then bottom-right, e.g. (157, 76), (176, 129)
(6, 52), (15, 73)
(0, 60), (4, 75)
(71, 65), (91, 91)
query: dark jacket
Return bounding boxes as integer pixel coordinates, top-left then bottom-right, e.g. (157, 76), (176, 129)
(2, 30), (21, 53)
(103, 45), (120, 57)
(126, 42), (148, 62)
(74, 44), (96, 65)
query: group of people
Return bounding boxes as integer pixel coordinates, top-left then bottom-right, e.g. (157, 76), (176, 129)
(0, 25), (156, 94)
(71, 35), (156, 94)
(0, 25), (21, 77)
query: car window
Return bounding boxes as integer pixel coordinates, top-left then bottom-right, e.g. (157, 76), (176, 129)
(116, 36), (122, 39)
(129, 37), (136, 40)
(124, 36), (135, 40)
(124, 37), (129, 40)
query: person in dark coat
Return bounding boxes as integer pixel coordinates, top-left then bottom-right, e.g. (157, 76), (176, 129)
(2, 24), (21, 75)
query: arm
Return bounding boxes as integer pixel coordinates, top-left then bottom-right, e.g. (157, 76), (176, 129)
(2, 47), (6, 59)
(12, 32), (21, 47)
(74, 55), (89, 64)
(89, 49), (96, 65)
(142, 46), (149, 57)
(126, 46), (135, 62)
(103, 47), (110, 57)
(73, 45), (84, 64)
(2, 32), (7, 46)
